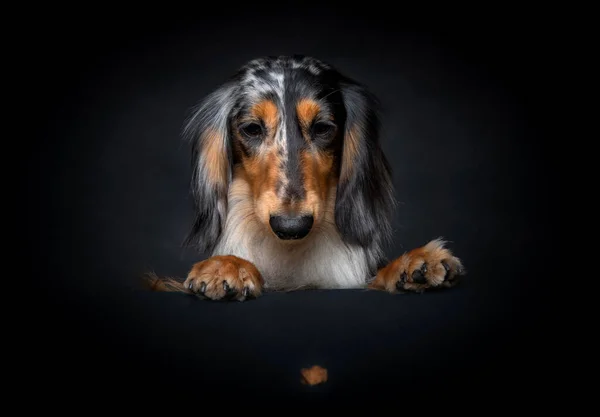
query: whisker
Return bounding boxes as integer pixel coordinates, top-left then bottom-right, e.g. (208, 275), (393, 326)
(320, 88), (341, 100)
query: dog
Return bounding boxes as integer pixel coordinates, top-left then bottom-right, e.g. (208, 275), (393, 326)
(149, 55), (464, 300)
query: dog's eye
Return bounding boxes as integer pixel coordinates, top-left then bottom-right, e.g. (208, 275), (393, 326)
(312, 122), (336, 137)
(239, 122), (263, 138)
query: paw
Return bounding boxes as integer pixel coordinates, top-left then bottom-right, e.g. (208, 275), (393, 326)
(370, 238), (465, 293)
(183, 255), (263, 301)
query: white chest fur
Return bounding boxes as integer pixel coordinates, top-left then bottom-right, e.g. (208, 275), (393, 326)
(211, 179), (371, 290)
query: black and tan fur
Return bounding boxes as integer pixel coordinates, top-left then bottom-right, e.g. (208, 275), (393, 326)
(148, 55), (464, 300)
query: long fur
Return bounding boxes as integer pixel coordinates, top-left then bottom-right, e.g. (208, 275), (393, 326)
(182, 82), (237, 253)
(212, 175), (374, 290)
(335, 79), (396, 258)
(150, 55), (397, 291)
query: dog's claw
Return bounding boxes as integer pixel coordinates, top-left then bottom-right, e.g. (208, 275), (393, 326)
(412, 265), (427, 284)
(396, 272), (408, 291)
(223, 280), (230, 292)
(199, 282), (207, 294)
(441, 260), (451, 280)
(242, 287), (250, 298)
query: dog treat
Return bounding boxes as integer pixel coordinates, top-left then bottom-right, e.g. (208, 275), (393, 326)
(300, 365), (328, 386)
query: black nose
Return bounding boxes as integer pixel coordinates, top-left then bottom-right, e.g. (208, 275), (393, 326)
(269, 215), (314, 240)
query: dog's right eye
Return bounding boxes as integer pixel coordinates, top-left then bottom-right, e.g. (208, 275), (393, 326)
(239, 123), (264, 139)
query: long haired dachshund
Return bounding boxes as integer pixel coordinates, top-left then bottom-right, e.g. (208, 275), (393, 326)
(150, 55), (464, 300)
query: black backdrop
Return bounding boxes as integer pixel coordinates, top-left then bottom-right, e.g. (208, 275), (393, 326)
(28, 9), (555, 408)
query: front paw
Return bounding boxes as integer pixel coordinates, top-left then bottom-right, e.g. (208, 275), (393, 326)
(370, 238), (465, 293)
(184, 255), (263, 301)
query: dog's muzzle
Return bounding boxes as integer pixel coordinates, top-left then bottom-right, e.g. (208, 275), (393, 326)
(269, 215), (314, 240)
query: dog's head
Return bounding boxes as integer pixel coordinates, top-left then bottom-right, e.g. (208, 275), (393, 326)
(184, 55), (395, 253)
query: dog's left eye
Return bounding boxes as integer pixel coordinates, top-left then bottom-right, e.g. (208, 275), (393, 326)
(239, 122), (264, 139)
(312, 122), (336, 137)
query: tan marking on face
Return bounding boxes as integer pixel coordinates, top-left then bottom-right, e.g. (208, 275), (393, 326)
(340, 125), (360, 183)
(235, 99), (340, 239)
(237, 143), (338, 237)
(239, 148), (283, 225)
(233, 99), (285, 229)
(203, 129), (228, 188)
(297, 149), (336, 224)
(249, 99), (278, 132)
(296, 98), (321, 128)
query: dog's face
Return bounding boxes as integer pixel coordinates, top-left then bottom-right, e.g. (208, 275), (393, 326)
(230, 63), (345, 241)
(184, 56), (394, 253)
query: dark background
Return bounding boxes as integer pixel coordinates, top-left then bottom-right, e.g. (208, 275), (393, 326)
(28, 8), (556, 408)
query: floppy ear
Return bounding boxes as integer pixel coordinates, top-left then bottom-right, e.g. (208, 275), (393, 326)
(335, 80), (396, 250)
(182, 82), (237, 253)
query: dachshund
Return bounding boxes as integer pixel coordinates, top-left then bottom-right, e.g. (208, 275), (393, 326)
(149, 55), (464, 300)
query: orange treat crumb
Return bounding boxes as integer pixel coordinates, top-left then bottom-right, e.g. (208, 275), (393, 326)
(300, 365), (328, 386)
